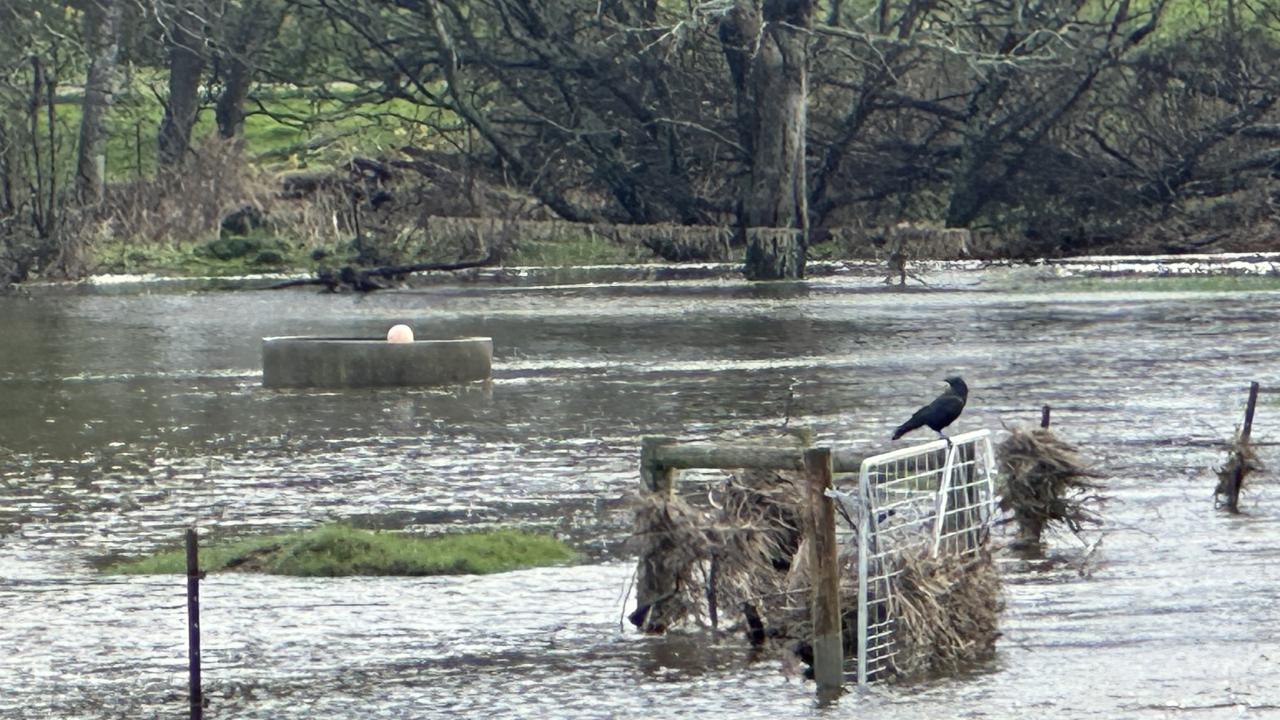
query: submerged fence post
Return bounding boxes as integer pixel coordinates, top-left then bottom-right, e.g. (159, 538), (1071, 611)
(186, 527), (203, 720)
(633, 436), (679, 633)
(639, 436), (677, 498)
(804, 447), (842, 701)
(1224, 382), (1260, 514)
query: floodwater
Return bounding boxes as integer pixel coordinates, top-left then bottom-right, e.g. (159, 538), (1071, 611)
(2, 266), (1280, 719)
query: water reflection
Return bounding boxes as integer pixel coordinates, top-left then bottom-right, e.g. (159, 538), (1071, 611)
(3, 275), (1280, 718)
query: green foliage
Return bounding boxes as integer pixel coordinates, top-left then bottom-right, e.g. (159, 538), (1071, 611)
(49, 88), (431, 181)
(196, 237), (264, 260)
(104, 524), (578, 577)
(252, 248), (286, 265)
(86, 231), (664, 276)
(91, 236), (325, 276)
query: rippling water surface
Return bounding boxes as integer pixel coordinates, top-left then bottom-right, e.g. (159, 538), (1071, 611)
(3, 271), (1280, 719)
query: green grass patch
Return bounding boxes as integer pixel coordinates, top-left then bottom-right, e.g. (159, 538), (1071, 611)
(44, 88), (438, 181)
(1052, 275), (1280, 292)
(90, 236), (323, 276)
(104, 524), (578, 577)
(88, 232), (666, 277)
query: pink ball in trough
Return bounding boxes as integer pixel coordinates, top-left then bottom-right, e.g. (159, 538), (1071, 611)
(386, 324), (415, 343)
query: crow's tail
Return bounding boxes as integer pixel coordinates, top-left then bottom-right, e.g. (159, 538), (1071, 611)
(891, 420), (919, 441)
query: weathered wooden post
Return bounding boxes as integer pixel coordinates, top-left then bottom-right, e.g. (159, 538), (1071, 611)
(1224, 382), (1260, 513)
(185, 527), (203, 720)
(1041, 404), (1051, 429)
(633, 436), (679, 633)
(804, 447), (842, 700)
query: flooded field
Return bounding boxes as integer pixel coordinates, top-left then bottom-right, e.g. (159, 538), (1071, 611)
(3, 265), (1280, 718)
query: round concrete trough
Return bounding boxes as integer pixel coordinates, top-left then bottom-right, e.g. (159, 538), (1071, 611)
(262, 336), (492, 388)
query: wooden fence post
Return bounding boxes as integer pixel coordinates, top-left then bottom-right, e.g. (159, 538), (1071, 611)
(185, 527), (203, 720)
(804, 447), (842, 701)
(640, 436), (677, 498)
(1225, 381), (1260, 513)
(1041, 405), (1051, 429)
(633, 436), (679, 633)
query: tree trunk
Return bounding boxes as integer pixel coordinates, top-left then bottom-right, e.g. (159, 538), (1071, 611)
(214, 51), (251, 140)
(158, 0), (206, 167)
(724, 0), (813, 280)
(75, 0), (121, 203)
(0, 121), (13, 217)
(214, 0), (281, 139)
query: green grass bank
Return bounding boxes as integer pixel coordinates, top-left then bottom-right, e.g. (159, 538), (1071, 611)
(104, 524), (578, 577)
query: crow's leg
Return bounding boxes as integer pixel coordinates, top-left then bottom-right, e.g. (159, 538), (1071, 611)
(937, 430), (952, 449)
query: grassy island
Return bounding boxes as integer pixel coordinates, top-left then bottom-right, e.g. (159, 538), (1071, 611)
(105, 524), (577, 577)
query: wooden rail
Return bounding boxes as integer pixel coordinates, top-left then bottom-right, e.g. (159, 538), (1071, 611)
(644, 439), (866, 474)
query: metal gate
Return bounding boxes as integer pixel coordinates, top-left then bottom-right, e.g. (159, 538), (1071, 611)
(851, 429), (997, 685)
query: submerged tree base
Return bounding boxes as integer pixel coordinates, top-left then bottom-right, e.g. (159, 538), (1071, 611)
(104, 524), (577, 577)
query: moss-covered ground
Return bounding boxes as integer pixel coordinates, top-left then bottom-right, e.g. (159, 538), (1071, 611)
(104, 524), (578, 577)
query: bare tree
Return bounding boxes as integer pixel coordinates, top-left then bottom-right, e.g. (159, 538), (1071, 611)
(721, 0), (814, 279)
(213, 0), (284, 139)
(76, 0), (122, 202)
(157, 0), (208, 166)
(0, 1), (82, 287)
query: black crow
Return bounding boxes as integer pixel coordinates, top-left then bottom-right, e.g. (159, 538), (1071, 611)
(891, 376), (968, 441)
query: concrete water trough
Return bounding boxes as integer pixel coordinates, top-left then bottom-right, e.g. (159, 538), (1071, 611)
(262, 335), (493, 389)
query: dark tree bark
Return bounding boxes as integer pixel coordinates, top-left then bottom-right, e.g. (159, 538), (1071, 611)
(0, 120), (13, 217)
(75, 0), (122, 202)
(214, 0), (282, 139)
(213, 48), (252, 139)
(724, 0), (814, 280)
(941, 0), (1168, 228)
(158, 0), (207, 167)
(943, 70), (1013, 228)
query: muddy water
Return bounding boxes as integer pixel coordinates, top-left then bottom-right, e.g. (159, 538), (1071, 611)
(3, 273), (1280, 719)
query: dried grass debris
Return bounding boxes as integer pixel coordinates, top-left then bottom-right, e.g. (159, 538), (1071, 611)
(891, 548), (1003, 679)
(630, 461), (1005, 683)
(1215, 430), (1263, 510)
(628, 468), (808, 633)
(628, 492), (709, 631)
(997, 426), (1104, 542)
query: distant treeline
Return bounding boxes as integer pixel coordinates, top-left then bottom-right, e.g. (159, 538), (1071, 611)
(4, 1), (1280, 285)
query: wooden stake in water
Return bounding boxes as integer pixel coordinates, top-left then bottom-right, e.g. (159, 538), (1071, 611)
(186, 528), (203, 720)
(1225, 382), (1260, 513)
(804, 447), (842, 701)
(1241, 382), (1259, 445)
(1041, 404), (1052, 429)
(633, 436), (678, 633)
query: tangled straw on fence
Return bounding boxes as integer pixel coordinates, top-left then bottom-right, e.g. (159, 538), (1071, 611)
(628, 469), (808, 632)
(1214, 429), (1263, 510)
(891, 548), (1003, 678)
(630, 465), (1004, 683)
(997, 426), (1104, 543)
(629, 493), (709, 631)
